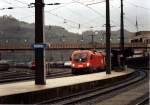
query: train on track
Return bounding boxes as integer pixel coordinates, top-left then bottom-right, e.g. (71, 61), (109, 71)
(29, 47), (139, 74)
(70, 50), (105, 74)
(0, 60), (11, 71)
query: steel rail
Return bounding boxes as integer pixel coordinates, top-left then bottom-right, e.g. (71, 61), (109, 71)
(38, 70), (146, 104)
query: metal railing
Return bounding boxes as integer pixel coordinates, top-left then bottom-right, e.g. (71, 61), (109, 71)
(0, 42), (148, 50)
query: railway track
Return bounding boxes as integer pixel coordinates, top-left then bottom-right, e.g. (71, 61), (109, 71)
(128, 93), (149, 105)
(137, 97), (149, 105)
(38, 69), (148, 105)
(0, 68), (72, 84)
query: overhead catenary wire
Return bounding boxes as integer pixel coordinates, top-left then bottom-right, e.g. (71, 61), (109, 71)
(124, 1), (150, 11)
(2, 0), (12, 5)
(12, 0), (29, 5)
(0, 0), (35, 10)
(45, 1), (76, 13)
(86, 0), (105, 6)
(1, 0), (149, 32)
(45, 0), (109, 31)
(1, 0), (118, 31)
(72, 0), (120, 27)
(0, 0), (90, 31)
(45, 11), (90, 29)
(57, 6), (101, 29)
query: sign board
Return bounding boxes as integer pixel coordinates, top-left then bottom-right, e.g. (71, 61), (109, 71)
(32, 43), (48, 49)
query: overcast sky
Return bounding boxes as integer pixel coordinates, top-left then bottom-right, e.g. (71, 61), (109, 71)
(0, 0), (150, 33)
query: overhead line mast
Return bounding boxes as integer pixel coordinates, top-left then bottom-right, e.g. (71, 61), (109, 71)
(35, 0), (46, 85)
(120, 0), (125, 70)
(106, 0), (111, 74)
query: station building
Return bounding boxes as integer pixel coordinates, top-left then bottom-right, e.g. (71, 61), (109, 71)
(130, 31), (150, 57)
(130, 31), (150, 44)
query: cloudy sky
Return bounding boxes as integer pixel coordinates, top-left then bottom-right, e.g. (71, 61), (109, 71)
(0, 0), (150, 33)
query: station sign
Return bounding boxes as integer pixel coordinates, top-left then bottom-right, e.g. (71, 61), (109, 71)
(32, 43), (49, 49)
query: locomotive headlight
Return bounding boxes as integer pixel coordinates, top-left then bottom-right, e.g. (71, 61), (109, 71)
(72, 64), (75, 67)
(86, 62), (90, 67)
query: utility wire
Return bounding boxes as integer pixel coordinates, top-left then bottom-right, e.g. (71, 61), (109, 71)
(45, 1), (75, 13)
(46, 1), (105, 30)
(2, 0), (12, 5)
(86, 0), (105, 6)
(61, 6), (99, 27)
(1, 0), (34, 10)
(46, 11), (90, 29)
(1, 0), (87, 30)
(12, 0), (29, 5)
(124, 1), (150, 11)
(73, 0), (105, 18)
(72, 0), (120, 27)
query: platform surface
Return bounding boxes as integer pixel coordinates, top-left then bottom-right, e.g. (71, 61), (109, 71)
(0, 69), (133, 97)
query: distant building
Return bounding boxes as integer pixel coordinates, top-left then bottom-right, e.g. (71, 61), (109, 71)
(130, 31), (150, 57)
(130, 31), (150, 44)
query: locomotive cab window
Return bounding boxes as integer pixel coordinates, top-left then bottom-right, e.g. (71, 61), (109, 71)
(90, 54), (94, 60)
(73, 53), (88, 62)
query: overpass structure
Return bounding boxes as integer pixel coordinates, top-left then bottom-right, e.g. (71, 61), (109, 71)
(0, 42), (149, 50)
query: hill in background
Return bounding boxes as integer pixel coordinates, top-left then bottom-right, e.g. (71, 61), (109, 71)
(0, 15), (134, 44)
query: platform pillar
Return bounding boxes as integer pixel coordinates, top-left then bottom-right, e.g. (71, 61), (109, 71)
(120, 0), (125, 70)
(35, 0), (46, 85)
(105, 0), (111, 74)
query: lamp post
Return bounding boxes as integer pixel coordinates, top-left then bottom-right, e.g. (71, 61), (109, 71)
(24, 39), (28, 62)
(89, 27), (94, 48)
(80, 35), (84, 49)
(61, 36), (65, 61)
(100, 31), (105, 45)
(5, 40), (8, 43)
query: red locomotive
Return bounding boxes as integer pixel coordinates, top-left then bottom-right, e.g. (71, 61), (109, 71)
(71, 50), (105, 74)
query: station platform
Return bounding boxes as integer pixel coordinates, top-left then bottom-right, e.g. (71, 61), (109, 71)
(0, 68), (135, 104)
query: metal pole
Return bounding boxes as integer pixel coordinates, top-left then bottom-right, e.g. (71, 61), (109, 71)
(92, 34), (94, 47)
(0, 52), (1, 60)
(106, 0), (111, 74)
(35, 0), (46, 85)
(120, 0), (125, 70)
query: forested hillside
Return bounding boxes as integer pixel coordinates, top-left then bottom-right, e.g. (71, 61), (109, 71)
(0, 15), (134, 44)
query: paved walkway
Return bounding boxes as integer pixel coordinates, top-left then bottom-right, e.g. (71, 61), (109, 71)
(0, 69), (133, 97)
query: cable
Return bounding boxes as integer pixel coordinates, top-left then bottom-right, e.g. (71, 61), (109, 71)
(73, 0), (106, 18)
(12, 0), (28, 5)
(124, 1), (150, 11)
(45, 11), (89, 28)
(46, 1), (107, 30)
(45, 1), (75, 13)
(124, 17), (137, 30)
(45, 1), (109, 31)
(72, 0), (120, 27)
(60, 6), (99, 27)
(86, 0), (105, 6)
(2, 0), (12, 5)
(1, 0), (34, 10)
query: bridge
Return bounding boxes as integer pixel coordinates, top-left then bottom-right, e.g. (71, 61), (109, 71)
(0, 42), (149, 50)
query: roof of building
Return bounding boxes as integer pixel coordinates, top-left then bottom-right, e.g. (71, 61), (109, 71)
(136, 31), (150, 36)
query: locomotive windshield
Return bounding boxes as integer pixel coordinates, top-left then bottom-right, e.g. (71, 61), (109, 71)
(73, 53), (88, 62)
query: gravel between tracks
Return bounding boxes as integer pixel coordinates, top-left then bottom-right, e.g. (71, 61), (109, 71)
(95, 78), (149, 105)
